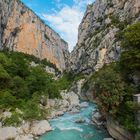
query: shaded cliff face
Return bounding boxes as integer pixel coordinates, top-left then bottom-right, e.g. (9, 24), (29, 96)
(70, 0), (140, 73)
(0, 0), (69, 71)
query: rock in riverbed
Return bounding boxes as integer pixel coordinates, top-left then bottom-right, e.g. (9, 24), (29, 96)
(30, 120), (52, 136)
(75, 118), (85, 123)
(69, 108), (80, 114)
(79, 102), (88, 108)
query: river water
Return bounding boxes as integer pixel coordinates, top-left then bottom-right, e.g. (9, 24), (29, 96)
(40, 103), (109, 140)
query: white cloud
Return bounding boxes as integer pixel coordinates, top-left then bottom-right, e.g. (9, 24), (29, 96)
(55, 0), (61, 2)
(42, 0), (94, 51)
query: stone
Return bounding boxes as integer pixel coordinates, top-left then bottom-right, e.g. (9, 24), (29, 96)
(0, 127), (17, 140)
(93, 112), (102, 120)
(30, 120), (52, 136)
(67, 91), (80, 106)
(69, 108), (80, 114)
(20, 122), (31, 134)
(75, 118), (85, 123)
(79, 102), (89, 108)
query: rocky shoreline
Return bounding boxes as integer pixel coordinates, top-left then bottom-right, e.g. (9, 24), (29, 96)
(0, 90), (90, 140)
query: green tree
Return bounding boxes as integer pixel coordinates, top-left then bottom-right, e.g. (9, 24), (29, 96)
(0, 64), (11, 89)
(11, 76), (29, 99)
(120, 22), (140, 75)
(0, 91), (16, 109)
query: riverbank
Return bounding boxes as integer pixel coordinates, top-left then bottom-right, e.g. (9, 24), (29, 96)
(0, 90), (90, 140)
(40, 102), (111, 140)
(0, 87), (113, 140)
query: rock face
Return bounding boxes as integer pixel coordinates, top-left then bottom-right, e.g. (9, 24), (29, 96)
(0, 0), (69, 71)
(70, 0), (140, 73)
(106, 117), (134, 140)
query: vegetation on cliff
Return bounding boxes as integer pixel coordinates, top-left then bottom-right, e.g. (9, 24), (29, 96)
(83, 22), (140, 133)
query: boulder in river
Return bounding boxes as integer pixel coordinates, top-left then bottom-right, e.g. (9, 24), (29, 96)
(75, 118), (86, 123)
(92, 111), (104, 126)
(79, 102), (89, 108)
(69, 108), (80, 114)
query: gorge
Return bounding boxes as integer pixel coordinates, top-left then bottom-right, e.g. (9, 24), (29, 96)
(0, 0), (140, 140)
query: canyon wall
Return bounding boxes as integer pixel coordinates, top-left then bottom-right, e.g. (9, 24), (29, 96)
(0, 0), (69, 71)
(70, 0), (140, 73)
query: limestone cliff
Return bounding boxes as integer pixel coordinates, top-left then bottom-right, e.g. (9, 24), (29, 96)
(70, 0), (140, 73)
(0, 0), (69, 71)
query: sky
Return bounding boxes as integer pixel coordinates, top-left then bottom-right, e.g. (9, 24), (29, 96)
(21, 0), (95, 51)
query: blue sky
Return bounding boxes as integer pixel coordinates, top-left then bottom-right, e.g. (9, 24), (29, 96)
(21, 0), (94, 51)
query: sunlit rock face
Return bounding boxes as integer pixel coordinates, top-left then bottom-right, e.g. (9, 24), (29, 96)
(0, 0), (69, 71)
(70, 0), (140, 73)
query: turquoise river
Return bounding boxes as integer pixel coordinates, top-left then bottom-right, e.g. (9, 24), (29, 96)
(40, 103), (110, 140)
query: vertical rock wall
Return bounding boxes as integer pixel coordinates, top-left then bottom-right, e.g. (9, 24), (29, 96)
(70, 0), (140, 73)
(0, 0), (69, 71)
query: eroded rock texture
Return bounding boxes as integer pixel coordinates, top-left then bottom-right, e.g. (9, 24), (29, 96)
(0, 0), (69, 71)
(70, 0), (140, 73)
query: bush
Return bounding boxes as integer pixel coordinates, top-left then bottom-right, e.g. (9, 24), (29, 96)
(83, 62), (138, 132)
(0, 64), (11, 88)
(0, 91), (17, 109)
(22, 100), (45, 121)
(120, 22), (140, 83)
(3, 112), (22, 126)
(0, 51), (67, 123)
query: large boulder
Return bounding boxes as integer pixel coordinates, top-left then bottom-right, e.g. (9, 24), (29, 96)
(30, 120), (52, 136)
(93, 112), (102, 120)
(92, 111), (103, 126)
(0, 127), (17, 140)
(55, 111), (64, 116)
